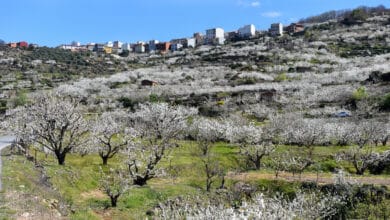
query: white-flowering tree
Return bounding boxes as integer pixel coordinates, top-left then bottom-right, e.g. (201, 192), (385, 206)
(371, 122), (389, 146)
(190, 117), (225, 156)
(335, 121), (388, 175)
(91, 111), (135, 165)
(287, 119), (324, 160)
(5, 107), (35, 158)
(99, 167), (131, 207)
(156, 190), (344, 219)
(352, 121), (378, 148)
(336, 146), (380, 175)
(284, 155), (313, 179)
(13, 94), (89, 165)
(267, 113), (297, 144)
(127, 103), (197, 186)
(227, 123), (274, 170)
(331, 122), (355, 146)
(269, 152), (289, 179)
(188, 117), (226, 191)
(201, 153), (225, 192)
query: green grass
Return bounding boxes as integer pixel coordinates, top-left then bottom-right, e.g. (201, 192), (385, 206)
(2, 141), (390, 219)
(0, 148), (65, 218)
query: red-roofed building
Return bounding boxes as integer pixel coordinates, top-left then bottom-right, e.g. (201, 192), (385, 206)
(17, 41), (28, 48)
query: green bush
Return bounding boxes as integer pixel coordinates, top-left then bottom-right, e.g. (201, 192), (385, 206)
(149, 94), (160, 103)
(274, 73), (288, 82)
(12, 90), (28, 107)
(70, 210), (100, 220)
(352, 86), (368, 101)
(254, 179), (299, 199)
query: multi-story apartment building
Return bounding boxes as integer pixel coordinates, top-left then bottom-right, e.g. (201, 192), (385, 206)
(134, 42), (146, 53)
(238, 24), (256, 38)
(205, 28), (225, 45)
(149, 40), (159, 52)
(122, 43), (131, 51)
(193, 32), (204, 46)
(170, 38), (196, 48)
(269, 23), (283, 36)
(156, 42), (171, 53)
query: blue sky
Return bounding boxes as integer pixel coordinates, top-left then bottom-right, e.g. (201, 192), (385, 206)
(0, 0), (389, 47)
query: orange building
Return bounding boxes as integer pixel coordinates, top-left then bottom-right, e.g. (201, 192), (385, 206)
(156, 42), (170, 53)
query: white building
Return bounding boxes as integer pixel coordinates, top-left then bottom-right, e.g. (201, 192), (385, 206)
(58, 44), (86, 51)
(170, 38), (196, 48)
(171, 43), (183, 51)
(86, 43), (96, 51)
(186, 38), (196, 48)
(134, 42), (145, 53)
(106, 41), (114, 47)
(71, 41), (81, 47)
(269, 23), (283, 36)
(122, 43), (131, 51)
(238, 24), (256, 38)
(205, 28), (225, 45)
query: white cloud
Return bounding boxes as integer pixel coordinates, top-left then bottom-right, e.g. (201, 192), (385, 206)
(238, 0), (260, 7)
(261, 11), (282, 18)
(250, 1), (260, 7)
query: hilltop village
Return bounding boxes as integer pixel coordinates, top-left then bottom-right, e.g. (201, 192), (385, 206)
(4, 22), (303, 54)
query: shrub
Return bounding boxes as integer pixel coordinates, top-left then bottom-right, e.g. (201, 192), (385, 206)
(149, 93), (160, 103)
(12, 90), (28, 107)
(352, 86), (368, 101)
(320, 160), (339, 172)
(274, 73), (288, 82)
(216, 100), (225, 106)
(117, 97), (137, 110)
(368, 159), (390, 175)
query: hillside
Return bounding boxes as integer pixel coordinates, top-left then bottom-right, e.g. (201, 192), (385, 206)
(0, 8), (390, 220)
(51, 14), (390, 118)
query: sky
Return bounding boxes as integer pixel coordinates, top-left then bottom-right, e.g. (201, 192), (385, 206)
(1, 0), (389, 47)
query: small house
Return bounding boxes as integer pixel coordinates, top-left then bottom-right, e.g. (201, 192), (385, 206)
(141, 80), (158, 86)
(285, 23), (305, 35)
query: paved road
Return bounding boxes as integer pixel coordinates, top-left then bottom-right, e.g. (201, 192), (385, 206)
(0, 135), (15, 191)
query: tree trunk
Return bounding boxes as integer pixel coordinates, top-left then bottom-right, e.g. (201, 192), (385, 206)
(56, 152), (66, 165)
(219, 175), (225, 189)
(254, 158), (261, 170)
(206, 179), (212, 192)
(110, 195), (119, 207)
(356, 169), (365, 175)
(382, 137), (388, 146)
(353, 161), (365, 175)
(102, 156), (109, 165)
(133, 176), (148, 186)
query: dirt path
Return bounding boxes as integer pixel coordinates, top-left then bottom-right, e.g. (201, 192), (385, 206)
(227, 172), (390, 186)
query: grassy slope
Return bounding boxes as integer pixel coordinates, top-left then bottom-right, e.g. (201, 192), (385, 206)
(2, 142), (389, 219)
(0, 148), (66, 219)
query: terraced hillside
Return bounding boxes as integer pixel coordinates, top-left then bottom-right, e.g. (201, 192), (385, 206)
(0, 9), (389, 220)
